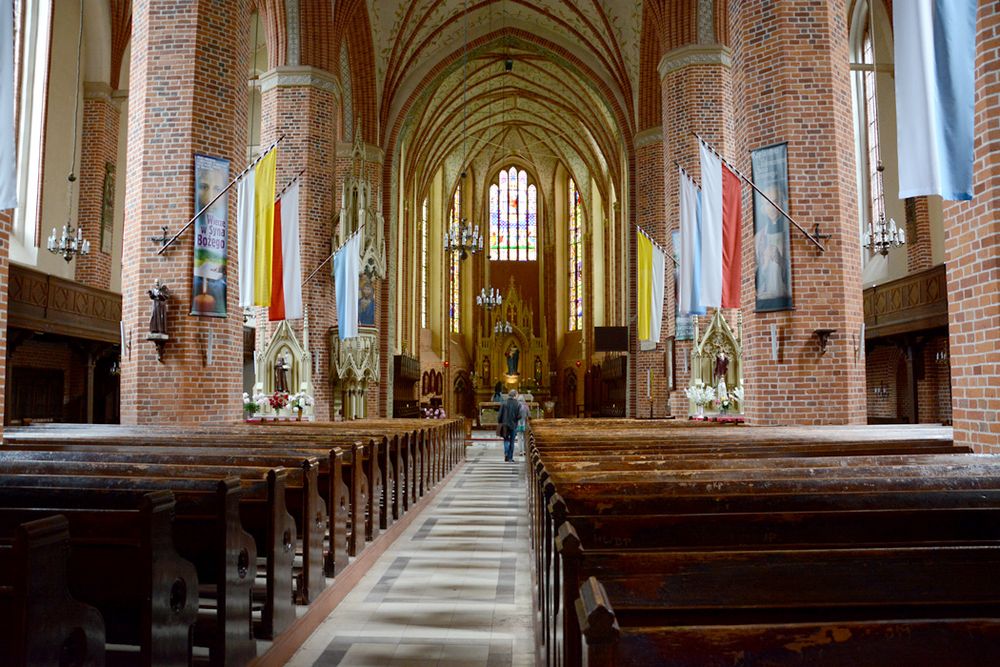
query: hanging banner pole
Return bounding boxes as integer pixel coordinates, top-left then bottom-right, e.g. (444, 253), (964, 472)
(302, 223), (365, 287)
(275, 168), (305, 203)
(693, 133), (826, 253)
(635, 223), (678, 267)
(156, 135), (285, 255)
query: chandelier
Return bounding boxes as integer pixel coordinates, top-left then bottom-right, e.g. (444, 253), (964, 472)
(444, 216), (483, 260)
(863, 213), (905, 256)
(477, 287), (502, 310)
(863, 161), (906, 256)
(47, 223), (90, 262)
(494, 320), (513, 334)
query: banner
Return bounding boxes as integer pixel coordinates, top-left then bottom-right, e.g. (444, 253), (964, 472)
(191, 154), (230, 317)
(751, 142), (793, 312)
(334, 232), (362, 340)
(894, 0), (977, 201)
(0, 5), (15, 210)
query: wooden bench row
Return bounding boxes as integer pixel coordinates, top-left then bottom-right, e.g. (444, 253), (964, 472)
(525, 421), (1000, 666)
(0, 419), (465, 667)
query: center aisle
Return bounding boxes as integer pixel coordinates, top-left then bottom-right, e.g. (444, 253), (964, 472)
(286, 433), (536, 666)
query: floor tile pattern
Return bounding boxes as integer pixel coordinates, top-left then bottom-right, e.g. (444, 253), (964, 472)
(285, 435), (535, 666)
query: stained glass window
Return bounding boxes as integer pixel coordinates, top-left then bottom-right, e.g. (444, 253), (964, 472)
(489, 167), (537, 261)
(421, 198), (428, 329)
(449, 187), (461, 333)
(568, 179), (583, 331)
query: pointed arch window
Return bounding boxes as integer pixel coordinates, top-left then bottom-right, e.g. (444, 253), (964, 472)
(449, 187), (461, 333)
(851, 0), (887, 243)
(568, 179), (583, 331)
(489, 166), (537, 261)
(421, 198), (428, 329)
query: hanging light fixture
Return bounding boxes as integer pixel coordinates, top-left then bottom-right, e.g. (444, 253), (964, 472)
(476, 287), (502, 310)
(861, 162), (906, 257)
(444, 4), (484, 262)
(48, 0), (90, 264)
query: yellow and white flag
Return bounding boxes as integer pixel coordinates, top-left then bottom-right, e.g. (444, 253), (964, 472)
(252, 149), (278, 305)
(637, 228), (665, 346)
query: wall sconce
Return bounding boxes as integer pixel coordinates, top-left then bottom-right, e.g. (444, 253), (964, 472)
(873, 384), (889, 399)
(814, 329), (836, 355)
(935, 349), (949, 364)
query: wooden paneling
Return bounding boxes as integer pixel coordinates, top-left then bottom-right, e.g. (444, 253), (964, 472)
(8, 265), (122, 343)
(864, 265), (948, 339)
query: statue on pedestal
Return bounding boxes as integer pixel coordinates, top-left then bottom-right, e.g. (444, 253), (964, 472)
(505, 343), (520, 375)
(148, 280), (169, 335)
(274, 355), (290, 394)
(714, 351), (729, 384)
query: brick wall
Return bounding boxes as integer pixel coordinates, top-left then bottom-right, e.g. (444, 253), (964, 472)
(729, 0), (866, 425)
(75, 86), (120, 290)
(120, 0), (250, 425)
(942, 0), (1000, 452)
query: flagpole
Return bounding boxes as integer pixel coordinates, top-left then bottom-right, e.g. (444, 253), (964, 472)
(635, 223), (678, 267)
(274, 168), (305, 203)
(302, 223), (366, 286)
(692, 132), (827, 253)
(156, 135), (285, 255)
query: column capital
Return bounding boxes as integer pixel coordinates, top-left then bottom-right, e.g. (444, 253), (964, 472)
(658, 44), (731, 80)
(83, 81), (114, 102)
(634, 126), (663, 149)
(259, 66), (341, 98)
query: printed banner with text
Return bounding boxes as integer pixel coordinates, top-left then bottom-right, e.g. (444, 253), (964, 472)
(192, 154), (230, 317)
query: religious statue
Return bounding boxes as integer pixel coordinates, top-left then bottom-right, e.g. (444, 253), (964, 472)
(147, 280), (170, 335)
(534, 356), (543, 384)
(506, 343), (520, 376)
(274, 355), (290, 394)
(713, 350), (729, 383)
(482, 356), (491, 384)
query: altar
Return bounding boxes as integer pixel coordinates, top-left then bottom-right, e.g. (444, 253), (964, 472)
(473, 279), (550, 403)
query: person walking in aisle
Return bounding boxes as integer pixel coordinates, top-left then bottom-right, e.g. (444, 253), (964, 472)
(516, 395), (530, 456)
(497, 389), (521, 462)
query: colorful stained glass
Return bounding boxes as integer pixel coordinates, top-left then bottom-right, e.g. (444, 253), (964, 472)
(489, 167), (537, 262)
(568, 179), (583, 331)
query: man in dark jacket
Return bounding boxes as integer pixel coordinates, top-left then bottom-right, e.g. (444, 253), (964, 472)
(497, 389), (520, 462)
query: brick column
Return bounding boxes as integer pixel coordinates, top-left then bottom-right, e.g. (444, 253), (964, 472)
(633, 126), (671, 418)
(942, 0), (1000, 451)
(905, 197), (934, 272)
(730, 0), (865, 425)
(259, 66), (339, 420)
(75, 83), (121, 289)
(659, 45), (734, 417)
(120, 0), (250, 424)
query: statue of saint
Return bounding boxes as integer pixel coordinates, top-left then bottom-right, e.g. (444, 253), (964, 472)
(274, 355), (290, 394)
(714, 351), (729, 383)
(506, 344), (520, 376)
(147, 280), (170, 335)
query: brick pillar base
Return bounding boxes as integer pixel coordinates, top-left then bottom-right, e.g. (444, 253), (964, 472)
(730, 0), (865, 425)
(120, 0), (250, 424)
(943, 0), (1000, 451)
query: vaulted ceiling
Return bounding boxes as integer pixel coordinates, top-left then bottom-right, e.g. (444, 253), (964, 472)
(367, 1), (643, 201)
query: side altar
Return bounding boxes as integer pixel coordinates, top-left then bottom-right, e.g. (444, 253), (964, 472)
(688, 309), (744, 415)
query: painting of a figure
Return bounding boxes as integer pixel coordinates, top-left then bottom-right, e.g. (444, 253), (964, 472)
(358, 273), (376, 326)
(751, 143), (793, 312)
(191, 154), (229, 317)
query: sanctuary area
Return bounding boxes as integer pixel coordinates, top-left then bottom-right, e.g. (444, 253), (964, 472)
(0, 1), (997, 665)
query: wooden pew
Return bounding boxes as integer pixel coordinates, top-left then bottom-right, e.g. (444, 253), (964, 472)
(576, 577), (1000, 667)
(0, 457), (297, 639)
(0, 488), (198, 667)
(0, 475), (257, 667)
(0, 515), (105, 667)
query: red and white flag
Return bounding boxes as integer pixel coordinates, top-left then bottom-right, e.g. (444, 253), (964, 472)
(699, 140), (742, 309)
(268, 181), (303, 320)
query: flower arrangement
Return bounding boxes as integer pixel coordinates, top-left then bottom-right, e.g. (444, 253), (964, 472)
(732, 385), (745, 404)
(268, 391), (290, 411)
(289, 392), (315, 411)
(243, 392), (259, 416)
(422, 406), (446, 419)
(684, 384), (716, 407)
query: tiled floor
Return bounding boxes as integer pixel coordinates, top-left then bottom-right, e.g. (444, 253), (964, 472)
(285, 433), (536, 666)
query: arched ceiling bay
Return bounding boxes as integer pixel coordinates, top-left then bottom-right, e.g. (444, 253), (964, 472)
(367, 1), (642, 202)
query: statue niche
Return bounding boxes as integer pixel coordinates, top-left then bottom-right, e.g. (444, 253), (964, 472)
(257, 319), (315, 418)
(334, 121), (386, 280)
(689, 309), (744, 413)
